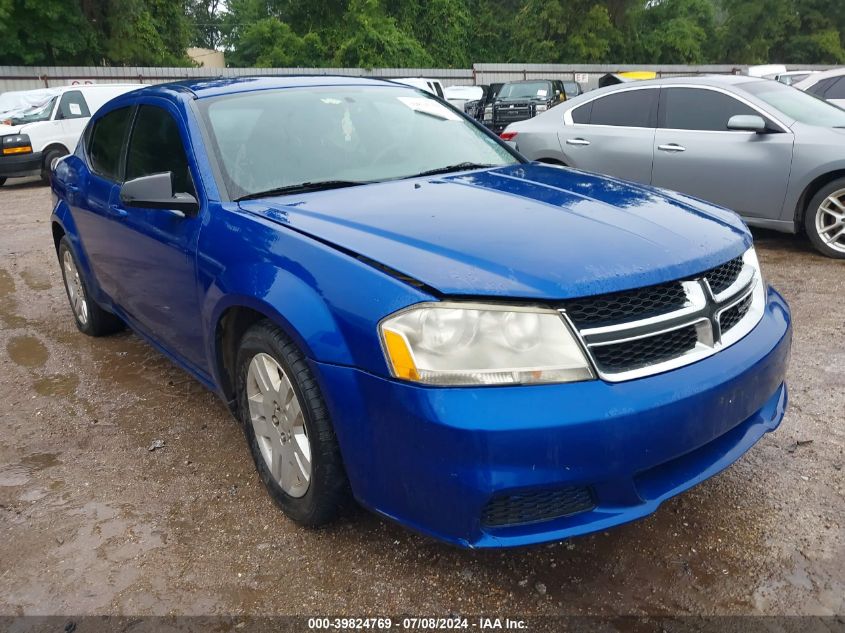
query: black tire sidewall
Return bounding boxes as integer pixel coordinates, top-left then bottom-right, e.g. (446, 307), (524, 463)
(41, 149), (65, 184)
(235, 322), (346, 526)
(805, 178), (845, 259)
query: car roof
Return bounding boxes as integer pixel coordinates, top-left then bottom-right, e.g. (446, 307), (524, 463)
(559, 74), (769, 104)
(120, 75), (409, 102)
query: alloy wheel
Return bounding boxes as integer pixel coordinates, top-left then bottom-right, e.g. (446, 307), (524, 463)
(816, 188), (845, 254)
(62, 249), (89, 326)
(246, 353), (311, 498)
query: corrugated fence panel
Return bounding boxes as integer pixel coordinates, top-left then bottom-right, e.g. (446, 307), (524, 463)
(0, 64), (839, 92)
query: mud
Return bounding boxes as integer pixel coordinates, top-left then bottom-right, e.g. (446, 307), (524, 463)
(0, 178), (842, 617)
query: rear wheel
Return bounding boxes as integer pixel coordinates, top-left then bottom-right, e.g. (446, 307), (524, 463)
(236, 320), (349, 526)
(0, 177), (6, 187)
(57, 237), (124, 336)
(805, 179), (845, 258)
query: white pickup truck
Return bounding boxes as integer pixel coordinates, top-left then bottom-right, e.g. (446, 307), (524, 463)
(0, 84), (144, 185)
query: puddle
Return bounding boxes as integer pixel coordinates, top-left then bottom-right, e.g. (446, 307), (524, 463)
(33, 373), (79, 397)
(19, 268), (52, 291)
(6, 335), (49, 367)
(22, 453), (61, 470)
(0, 268), (26, 328)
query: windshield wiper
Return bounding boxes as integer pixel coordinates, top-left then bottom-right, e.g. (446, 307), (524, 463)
(235, 180), (368, 202)
(406, 162), (498, 179)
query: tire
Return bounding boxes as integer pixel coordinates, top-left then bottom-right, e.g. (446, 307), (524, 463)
(804, 178), (845, 259)
(0, 177), (6, 187)
(236, 320), (349, 527)
(57, 237), (124, 336)
(41, 148), (67, 184)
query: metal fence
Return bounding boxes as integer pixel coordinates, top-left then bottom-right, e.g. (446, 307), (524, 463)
(0, 63), (839, 93)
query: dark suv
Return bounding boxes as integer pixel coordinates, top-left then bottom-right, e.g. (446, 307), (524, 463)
(483, 80), (566, 133)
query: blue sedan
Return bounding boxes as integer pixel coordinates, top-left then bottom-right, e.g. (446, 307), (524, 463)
(50, 77), (791, 548)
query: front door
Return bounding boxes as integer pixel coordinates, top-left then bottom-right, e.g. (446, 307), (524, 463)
(109, 101), (207, 369)
(651, 87), (794, 219)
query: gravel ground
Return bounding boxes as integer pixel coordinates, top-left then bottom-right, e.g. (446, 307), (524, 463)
(0, 177), (842, 618)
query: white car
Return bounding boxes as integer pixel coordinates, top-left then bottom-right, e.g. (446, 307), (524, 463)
(391, 78), (446, 99)
(0, 84), (144, 185)
(443, 85), (484, 111)
(794, 68), (845, 108)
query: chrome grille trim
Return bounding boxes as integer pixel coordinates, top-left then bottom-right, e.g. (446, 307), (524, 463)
(562, 248), (766, 382)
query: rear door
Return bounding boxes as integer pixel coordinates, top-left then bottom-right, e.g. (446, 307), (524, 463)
(651, 87), (794, 219)
(71, 105), (134, 301)
(559, 87), (658, 184)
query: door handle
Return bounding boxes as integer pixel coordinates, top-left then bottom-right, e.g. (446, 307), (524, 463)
(566, 138), (591, 146)
(108, 203), (128, 218)
(657, 143), (686, 152)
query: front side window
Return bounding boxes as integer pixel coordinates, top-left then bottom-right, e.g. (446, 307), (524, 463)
(57, 90), (91, 120)
(589, 89), (657, 127)
(807, 77), (836, 97)
(742, 80), (845, 127)
(199, 86), (517, 200)
(125, 105), (194, 195)
(661, 88), (757, 131)
(87, 106), (132, 181)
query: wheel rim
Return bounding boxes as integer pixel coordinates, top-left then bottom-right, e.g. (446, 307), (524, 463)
(62, 250), (89, 326)
(246, 353), (311, 498)
(816, 188), (845, 253)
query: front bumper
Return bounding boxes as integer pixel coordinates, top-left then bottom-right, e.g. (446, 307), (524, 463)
(0, 151), (42, 178)
(315, 287), (791, 548)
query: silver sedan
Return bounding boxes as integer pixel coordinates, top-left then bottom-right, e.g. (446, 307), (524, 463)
(506, 75), (845, 258)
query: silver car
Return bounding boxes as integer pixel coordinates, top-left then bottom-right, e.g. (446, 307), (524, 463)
(507, 75), (845, 258)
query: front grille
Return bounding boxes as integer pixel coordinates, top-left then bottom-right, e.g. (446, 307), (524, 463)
(562, 252), (762, 381)
(564, 281), (687, 328)
(702, 256), (743, 295)
(495, 106), (531, 123)
(591, 325), (698, 372)
(482, 486), (595, 528)
(720, 293), (753, 333)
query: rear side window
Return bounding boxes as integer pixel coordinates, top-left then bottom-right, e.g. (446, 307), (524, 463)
(125, 105), (195, 195)
(824, 77), (845, 99)
(56, 90), (90, 120)
(87, 106), (132, 181)
(588, 89), (657, 127)
(571, 101), (592, 124)
(661, 88), (757, 131)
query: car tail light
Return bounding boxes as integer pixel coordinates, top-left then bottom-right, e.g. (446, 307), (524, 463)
(500, 131), (518, 141)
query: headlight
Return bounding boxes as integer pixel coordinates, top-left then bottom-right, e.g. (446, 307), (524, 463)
(1, 134), (32, 155)
(483, 106), (493, 122)
(535, 104), (548, 113)
(379, 303), (594, 386)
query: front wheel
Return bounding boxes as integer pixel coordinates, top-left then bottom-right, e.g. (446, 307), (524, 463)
(236, 320), (349, 526)
(805, 179), (845, 258)
(41, 148), (67, 184)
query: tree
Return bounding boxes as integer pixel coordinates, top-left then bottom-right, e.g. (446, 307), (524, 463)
(626, 0), (717, 64)
(333, 0), (433, 68)
(0, 0), (97, 64)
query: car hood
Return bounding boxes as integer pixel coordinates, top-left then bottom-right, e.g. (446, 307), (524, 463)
(0, 123), (23, 135)
(239, 164), (751, 300)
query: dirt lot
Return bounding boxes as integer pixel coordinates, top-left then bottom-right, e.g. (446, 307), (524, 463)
(0, 177), (842, 618)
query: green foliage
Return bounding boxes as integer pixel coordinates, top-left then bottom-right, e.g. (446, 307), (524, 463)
(1, 0), (844, 67)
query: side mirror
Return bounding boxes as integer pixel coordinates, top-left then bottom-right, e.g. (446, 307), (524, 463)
(120, 172), (199, 215)
(727, 114), (767, 133)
